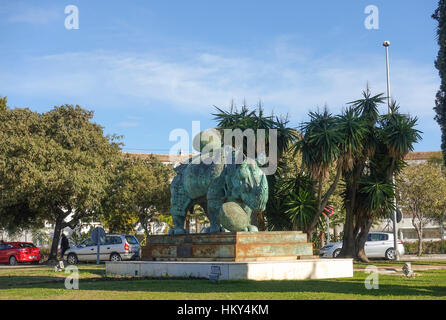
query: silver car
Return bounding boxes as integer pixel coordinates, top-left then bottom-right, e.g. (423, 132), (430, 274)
(319, 232), (405, 260)
(65, 234), (141, 264)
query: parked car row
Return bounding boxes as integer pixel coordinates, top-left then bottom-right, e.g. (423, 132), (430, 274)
(1, 232), (402, 265)
(0, 234), (141, 265)
(319, 232), (405, 260)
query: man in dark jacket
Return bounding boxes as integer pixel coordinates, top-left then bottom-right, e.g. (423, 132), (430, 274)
(60, 234), (70, 261)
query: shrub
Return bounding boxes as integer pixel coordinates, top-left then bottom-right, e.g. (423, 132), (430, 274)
(403, 240), (446, 254)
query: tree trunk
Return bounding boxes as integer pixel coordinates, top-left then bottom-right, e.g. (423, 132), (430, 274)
(320, 230), (325, 248)
(417, 228), (423, 256)
(49, 215), (64, 261)
(339, 208), (355, 258)
(306, 166), (343, 242)
(356, 248), (368, 262)
(306, 230), (313, 242)
(354, 219), (373, 262)
(440, 215), (445, 254)
(412, 216), (423, 256)
(340, 162), (363, 258)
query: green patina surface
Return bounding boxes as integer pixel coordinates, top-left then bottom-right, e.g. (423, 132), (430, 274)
(219, 202), (250, 231)
(169, 147), (268, 234)
(142, 231), (313, 261)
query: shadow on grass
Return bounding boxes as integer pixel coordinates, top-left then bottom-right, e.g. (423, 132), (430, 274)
(0, 267), (106, 287)
(1, 272), (445, 298)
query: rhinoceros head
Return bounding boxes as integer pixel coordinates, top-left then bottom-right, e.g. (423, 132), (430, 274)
(232, 161), (269, 213)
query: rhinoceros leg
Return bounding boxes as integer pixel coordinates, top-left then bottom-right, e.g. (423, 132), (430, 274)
(169, 176), (190, 235)
(205, 178), (225, 233)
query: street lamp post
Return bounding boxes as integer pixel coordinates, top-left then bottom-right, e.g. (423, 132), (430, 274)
(383, 41), (392, 111)
(383, 40), (400, 260)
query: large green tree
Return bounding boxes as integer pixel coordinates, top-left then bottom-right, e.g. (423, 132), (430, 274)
(433, 1), (446, 166)
(0, 105), (121, 260)
(397, 162), (446, 255)
(101, 155), (173, 237)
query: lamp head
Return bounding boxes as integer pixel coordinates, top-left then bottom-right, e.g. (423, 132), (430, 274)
(383, 41), (390, 47)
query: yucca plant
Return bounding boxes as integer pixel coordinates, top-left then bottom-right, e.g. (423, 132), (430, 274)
(295, 88), (421, 261)
(295, 105), (366, 241)
(285, 189), (316, 231)
(340, 89), (421, 261)
(213, 102), (298, 160)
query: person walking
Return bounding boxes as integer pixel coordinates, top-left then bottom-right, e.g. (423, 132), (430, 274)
(60, 233), (70, 261)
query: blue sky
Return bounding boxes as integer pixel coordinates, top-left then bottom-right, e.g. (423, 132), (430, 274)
(0, 0), (441, 153)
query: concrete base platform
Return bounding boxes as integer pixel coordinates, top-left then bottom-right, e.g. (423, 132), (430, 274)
(106, 259), (353, 280)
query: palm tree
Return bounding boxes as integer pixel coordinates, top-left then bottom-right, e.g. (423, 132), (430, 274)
(213, 102), (298, 160)
(296, 106), (366, 241)
(340, 91), (421, 261)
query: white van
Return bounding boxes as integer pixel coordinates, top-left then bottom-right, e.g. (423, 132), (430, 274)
(65, 234), (140, 264)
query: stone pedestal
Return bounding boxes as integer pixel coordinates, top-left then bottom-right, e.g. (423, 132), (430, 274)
(106, 259), (354, 280)
(107, 231), (353, 280)
(141, 231), (314, 262)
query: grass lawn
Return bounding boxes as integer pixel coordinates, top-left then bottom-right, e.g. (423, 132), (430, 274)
(0, 262), (445, 300)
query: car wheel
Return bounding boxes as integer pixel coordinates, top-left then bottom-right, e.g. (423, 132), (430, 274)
(9, 256), (17, 266)
(332, 249), (341, 258)
(110, 253), (122, 262)
(385, 248), (396, 260)
(67, 253), (78, 265)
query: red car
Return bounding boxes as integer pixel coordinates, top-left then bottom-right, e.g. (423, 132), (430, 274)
(0, 242), (41, 265)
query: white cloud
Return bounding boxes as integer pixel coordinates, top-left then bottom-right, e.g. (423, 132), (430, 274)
(0, 45), (439, 124)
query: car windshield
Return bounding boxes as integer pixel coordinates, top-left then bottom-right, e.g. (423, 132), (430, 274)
(125, 236), (138, 245)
